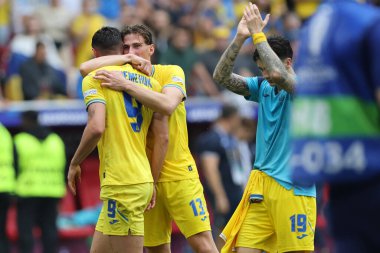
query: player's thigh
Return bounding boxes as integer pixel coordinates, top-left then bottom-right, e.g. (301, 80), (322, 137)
(91, 230), (144, 253)
(164, 179), (211, 238)
(90, 230), (109, 253)
(108, 234), (144, 253)
(97, 183), (153, 236)
(236, 247), (263, 253)
(271, 185), (316, 253)
(145, 243), (171, 253)
(144, 185), (172, 247)
(235, 201), (276, 253)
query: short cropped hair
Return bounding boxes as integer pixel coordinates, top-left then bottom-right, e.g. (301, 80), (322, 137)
(92, 26), (123, 54)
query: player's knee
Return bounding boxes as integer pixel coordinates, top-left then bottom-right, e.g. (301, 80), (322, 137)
(188, 231), (218, 253)
(145, 244), (171, 253)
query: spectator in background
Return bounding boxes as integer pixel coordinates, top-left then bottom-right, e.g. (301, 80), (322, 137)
(199, 0), (236, 28)
(119, 5), (144, 29)
(196, 104), (244, 250)
(19, 41), (66, 100)
(234, 117), (256, 189)
(281, 11), (301, 50)
(35, 0), (73, 70)
(15, 110), (66, 253)
(166, 0), (199, 27)
(0, 123), (15, 253)
(60, 0), (82, 17)
(70, 0), (105, 67)
(159, 26), (195, 78)
(193, 15), (217, 53)
(146, 9), (172, 61)
(11, 0), (47, 34)
(35, 0), (73, 51)
(159, 25), (219, 96)
(9, 14), (64, 72)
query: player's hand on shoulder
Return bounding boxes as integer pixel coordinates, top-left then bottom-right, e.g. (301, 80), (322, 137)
(244, 2), (270, 35)
(67, 164), (81, 195)
(95, 70), (132, 91)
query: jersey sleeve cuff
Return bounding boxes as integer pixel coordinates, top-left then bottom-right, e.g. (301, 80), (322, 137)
(163, 84), (187, 101)
(85, 99), (106, 110)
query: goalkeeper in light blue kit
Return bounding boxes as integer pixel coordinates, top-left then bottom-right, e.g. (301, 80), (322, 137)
(292, 0), (380, 252)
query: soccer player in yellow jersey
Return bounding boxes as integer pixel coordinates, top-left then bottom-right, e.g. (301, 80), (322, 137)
(80, 24), (218, 253)
(67, 27), (168, 253)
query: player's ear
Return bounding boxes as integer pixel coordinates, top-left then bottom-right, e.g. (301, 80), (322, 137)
(92, 48), (99, 58)
(148, 44), (155, 57)
(285, 57), (293, 68)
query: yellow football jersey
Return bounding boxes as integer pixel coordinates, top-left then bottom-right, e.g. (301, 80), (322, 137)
(82, 64), (161, 187)
(150, 65), (199, 181)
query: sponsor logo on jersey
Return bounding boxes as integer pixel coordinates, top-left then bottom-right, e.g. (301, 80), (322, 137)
(172, 76), (184, 84)
(83, 89), (97, 98)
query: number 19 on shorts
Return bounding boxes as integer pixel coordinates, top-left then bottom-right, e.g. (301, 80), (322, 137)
(290, 214), (307, 232)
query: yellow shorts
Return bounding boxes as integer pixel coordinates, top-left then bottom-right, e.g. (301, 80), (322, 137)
(236, 172), (316, 253)
(95, 183), (153, 236)
(144, 179), (211, 247)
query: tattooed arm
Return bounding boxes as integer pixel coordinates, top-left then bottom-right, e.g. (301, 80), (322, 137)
(245, 3), (296, 93)
(213, 17), (251, 96)
(213, 36), (250, 96)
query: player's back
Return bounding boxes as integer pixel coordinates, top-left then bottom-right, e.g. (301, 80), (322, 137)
(82, 64), (161, 187)
(150, 64), (199, 182)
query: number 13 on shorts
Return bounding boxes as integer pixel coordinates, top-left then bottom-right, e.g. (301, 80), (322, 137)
(190, 198), (206, 216)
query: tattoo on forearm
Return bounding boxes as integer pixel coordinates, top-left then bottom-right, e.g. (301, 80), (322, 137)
(213, 39), (250, 96)
(256, 42), (295, 93)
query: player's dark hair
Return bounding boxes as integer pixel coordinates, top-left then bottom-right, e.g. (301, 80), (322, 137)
(121, 24), (154, 45)
(92, 26), (123, 54)
(219, 104), (239, 120)
(253, 36), (293, 62)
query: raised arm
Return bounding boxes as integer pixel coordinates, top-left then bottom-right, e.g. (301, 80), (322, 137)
(213, 17), (251, 96)
(244, 3), (296, 93)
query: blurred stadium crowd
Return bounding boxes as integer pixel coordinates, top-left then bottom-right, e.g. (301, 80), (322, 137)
(0, 0), (321, 100)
